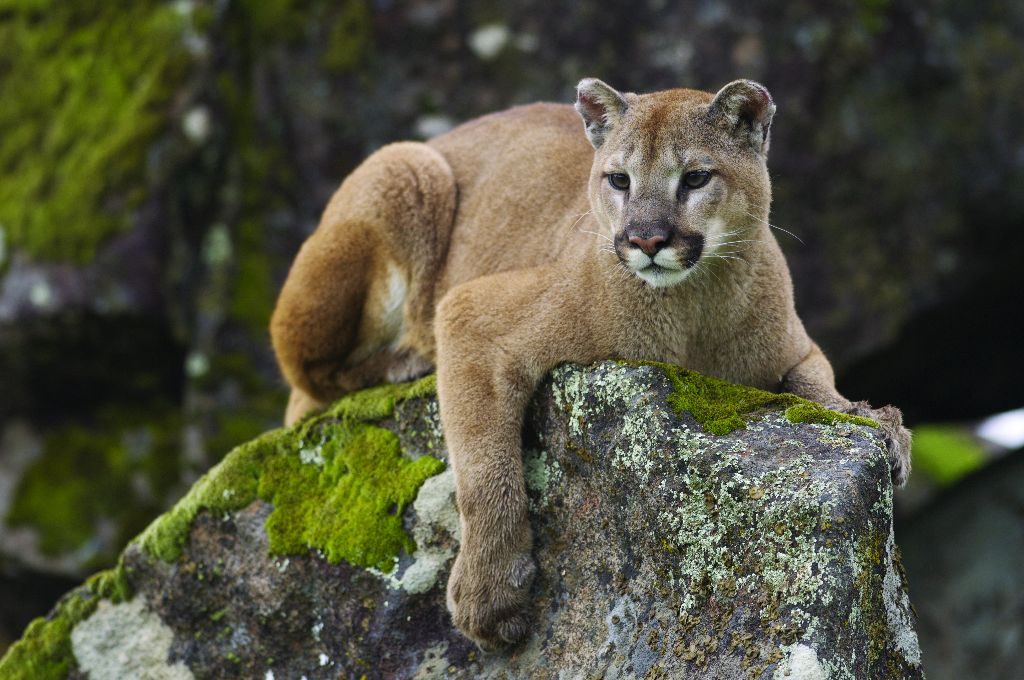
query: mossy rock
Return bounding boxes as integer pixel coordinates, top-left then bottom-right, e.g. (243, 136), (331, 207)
(0, 1), (192, 262)
(0, 362), (922, 678)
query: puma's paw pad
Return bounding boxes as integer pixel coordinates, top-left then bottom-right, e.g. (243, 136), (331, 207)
(849, 401), (912, 487)
(446, 551), (537, 650)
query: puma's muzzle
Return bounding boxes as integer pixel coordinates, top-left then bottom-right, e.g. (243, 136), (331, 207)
(616, 223), (704, 288)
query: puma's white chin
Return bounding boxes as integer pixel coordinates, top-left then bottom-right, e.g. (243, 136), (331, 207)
(635, 265), (691, 288)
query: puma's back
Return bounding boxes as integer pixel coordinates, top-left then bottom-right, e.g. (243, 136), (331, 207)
(427, 103), (595, 292)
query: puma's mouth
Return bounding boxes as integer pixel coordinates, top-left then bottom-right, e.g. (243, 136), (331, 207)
(631, 259), (691, 288)
(614, 244), (697, 288)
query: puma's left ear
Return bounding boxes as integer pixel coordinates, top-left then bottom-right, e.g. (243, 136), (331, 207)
(708, 80), (776, 154)
(575, 78), (629, 149)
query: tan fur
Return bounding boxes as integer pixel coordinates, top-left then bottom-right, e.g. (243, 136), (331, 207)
(270, 80), (911, 649)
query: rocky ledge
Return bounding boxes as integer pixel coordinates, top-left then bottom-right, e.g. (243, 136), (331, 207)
(0, 361), (923, 679)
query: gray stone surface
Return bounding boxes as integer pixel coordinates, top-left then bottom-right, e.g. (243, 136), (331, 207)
(23, 362), (923, 679)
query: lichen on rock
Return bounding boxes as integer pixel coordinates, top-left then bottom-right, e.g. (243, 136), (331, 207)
(71, 597), (193, 680)
(0, 561), (129, 680)
(0, 362), (922, 678)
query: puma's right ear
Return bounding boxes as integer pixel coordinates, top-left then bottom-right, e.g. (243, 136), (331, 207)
(708, 80), (776, 154)
(575, 78), (629, 149)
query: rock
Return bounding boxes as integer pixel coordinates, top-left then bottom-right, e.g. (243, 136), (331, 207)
(4, 0), (1023, 625)
(0, 362), (924, 679)
(901, 449), (1024, 680)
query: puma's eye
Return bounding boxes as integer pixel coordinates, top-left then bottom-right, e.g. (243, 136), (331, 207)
(607, 173), (630, 191)
(682, 170), (712, 189)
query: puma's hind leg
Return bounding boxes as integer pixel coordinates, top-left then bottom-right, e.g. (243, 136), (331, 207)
(285, 387), (326, 426)
(270, 142), (456, 425)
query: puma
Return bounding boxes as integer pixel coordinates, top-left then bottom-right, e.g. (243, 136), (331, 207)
(269, 78), (912, 649)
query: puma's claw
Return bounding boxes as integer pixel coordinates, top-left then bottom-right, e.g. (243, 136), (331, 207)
(848, 401), (912, 487)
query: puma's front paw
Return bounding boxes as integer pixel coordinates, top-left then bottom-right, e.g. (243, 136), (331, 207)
(848, 401), (912, 487)
(446, 546), (537, 650)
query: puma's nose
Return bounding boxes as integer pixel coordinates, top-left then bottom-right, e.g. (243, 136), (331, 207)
(628, 234), (667, 256)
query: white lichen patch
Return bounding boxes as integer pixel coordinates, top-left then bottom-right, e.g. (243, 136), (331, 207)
(599, 595), (640, 660)
(609, 408), (673, 483)
(370, 469), (460, 594)
(299, 444), (325, 467)
(72, 597), (194, 680)
(883, 527), (922, 666)
(524, 449), (562, 508)
(551, 363), (681, 484)
(656, 425), (850, 634)
(773, 643), (827, 680)
(549, 367), (589, 439)
(809, 421), (877, 454)
(412, 641), (451, 679)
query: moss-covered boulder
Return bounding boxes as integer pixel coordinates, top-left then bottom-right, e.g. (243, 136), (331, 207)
(0, 362), (923, 678)
(3, 0), (1023, 634)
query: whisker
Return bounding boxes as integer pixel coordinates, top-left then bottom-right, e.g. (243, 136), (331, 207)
(711, 239), (759, 247)
(568, 210), (597, 234)
(578, 228), (613, 244)
(742, 210), (804, 245)
(694, 260), (722, 286)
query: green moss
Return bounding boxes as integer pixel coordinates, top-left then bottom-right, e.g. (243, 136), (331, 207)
(0, 1), (190, 262)
(910, 425), (986, 486)
(323, 373), (437, 422)
(4, 407), (184, 560)
(0, 561), (129, 679)
(137, 374), (443, 572)
(260, 424), (444, 570)
(85, 561), (133, 604)
(0, 590), (97, 679)
(784, 403), (878, 429)
(635, 361), (877, 434)
(136, 429), (274, 563)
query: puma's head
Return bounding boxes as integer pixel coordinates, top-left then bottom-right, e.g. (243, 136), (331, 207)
(575, 78), (775, 288)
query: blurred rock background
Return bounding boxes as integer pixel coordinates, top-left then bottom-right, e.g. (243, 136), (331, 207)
(0, 0), (1021, 675)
